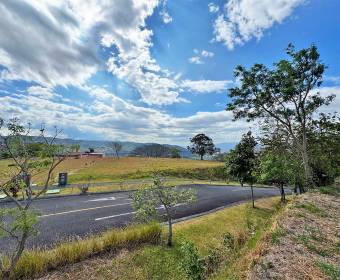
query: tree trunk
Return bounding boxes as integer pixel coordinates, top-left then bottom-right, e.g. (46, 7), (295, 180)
(250, 185), (255, 208)
(280, 184), (286, 203)
(200, 154), (203, 160)
(167, 217), (173, 246)
(4, 231), (29, 280)
(240, 180), (244, 187)
(301, 130), (313, 188)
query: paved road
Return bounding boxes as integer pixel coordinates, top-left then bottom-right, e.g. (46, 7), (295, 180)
(0, 185), (288, 251)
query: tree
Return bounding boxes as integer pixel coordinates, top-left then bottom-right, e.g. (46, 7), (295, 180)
(259, 120), (305, 194)
(170, 147), (181, 158)
(130, 144), (173, 158)
(258, 152), (298, 202)
(109, 142), (123, 159)
(132, 176), (196, 246)
(225, 132), (257, 207)
(307, 113), (340, 186)
(0, 118), (69, 279)
(188, 134), (218, 160)
(227, 44), (334, 188)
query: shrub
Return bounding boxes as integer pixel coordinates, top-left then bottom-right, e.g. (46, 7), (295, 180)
(179, 241), (204, 280)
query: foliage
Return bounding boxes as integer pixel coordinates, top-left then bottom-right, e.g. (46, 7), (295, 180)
(227, 44), (335, 187)
(225, 131), (257, 186)
(170, 147), (181, 158)
(179, 241), (204, 280)
(130, 144), (175, 158)
(132, 176), (196, 246)
(187, 134), (219, 160)
(308, 113), (340, 186)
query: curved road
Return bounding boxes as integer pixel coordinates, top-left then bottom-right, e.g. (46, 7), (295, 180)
(0, 184), (288, 251)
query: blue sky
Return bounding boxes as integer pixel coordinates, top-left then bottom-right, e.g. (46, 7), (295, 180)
(0, 0), (339, 145)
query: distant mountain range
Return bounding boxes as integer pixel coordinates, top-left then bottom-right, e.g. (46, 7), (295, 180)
(26, 137), (236, 158)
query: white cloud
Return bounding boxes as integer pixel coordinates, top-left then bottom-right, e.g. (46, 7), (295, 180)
(313, 86), (340, 115)
(325, 76), (340, 85)
(181, 80), (232, 93)
(189, 49), (214, 64)
(0, 1), (98, 87)
(201, 50), (214, 58)
(0, 86), (248, 144)
(213, 0), (305, 50)
(189, 56), (204, 64)
(26, 86), (62, 100)
(160, 10), (173, 24)
(208, 3), (219, 13)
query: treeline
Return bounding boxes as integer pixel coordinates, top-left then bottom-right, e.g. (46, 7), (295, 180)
(129, 144), (181, 158)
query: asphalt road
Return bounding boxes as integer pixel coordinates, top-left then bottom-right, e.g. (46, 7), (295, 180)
(0, 185), (288, 251)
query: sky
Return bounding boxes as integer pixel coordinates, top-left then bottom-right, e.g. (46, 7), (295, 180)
(0, 0), (339, 146)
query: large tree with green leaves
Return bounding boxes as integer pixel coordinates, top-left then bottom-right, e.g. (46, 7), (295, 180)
(188, 133), (219, 160)
(225, 131), (257, 207)
(227, 44), (335, 188)
(132, 176), (196, 246)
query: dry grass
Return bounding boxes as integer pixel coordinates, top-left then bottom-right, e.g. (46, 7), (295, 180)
(0, 157), (224, 185)
(7, 223), (161, 280)
(248, 192), (340, 280)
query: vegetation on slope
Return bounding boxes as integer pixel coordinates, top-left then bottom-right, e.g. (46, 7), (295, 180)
(38, 197), (284, 280)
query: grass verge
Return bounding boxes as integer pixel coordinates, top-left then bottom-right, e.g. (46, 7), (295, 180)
(6, 223), (161, 280)
(39, 197), (284, 280)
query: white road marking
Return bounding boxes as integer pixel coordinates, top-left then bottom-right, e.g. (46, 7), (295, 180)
(85, 196), (116, 202)
(95, 204), (186, 222)
(95, 211), (136, 221)
(40, 202), (131, 218)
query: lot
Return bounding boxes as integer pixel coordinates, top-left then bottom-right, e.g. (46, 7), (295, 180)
(0, 157), (224, 186)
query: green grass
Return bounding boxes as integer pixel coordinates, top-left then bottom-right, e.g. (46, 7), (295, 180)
(270, 228), (286, 245)
(297, 202), (324, 214)
(315, 260), (340, 280)
(318, 186), (340, 196)
(296, 235), (331, 257)
(7, 223), (161, 280)
(37, 197), (283, 280)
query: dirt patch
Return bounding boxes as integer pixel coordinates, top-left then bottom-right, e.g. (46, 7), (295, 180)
(248, 192), (340, 280)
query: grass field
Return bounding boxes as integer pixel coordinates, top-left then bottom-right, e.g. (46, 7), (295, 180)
(38, 197), (284, 280)
(0, 157), (225, 186)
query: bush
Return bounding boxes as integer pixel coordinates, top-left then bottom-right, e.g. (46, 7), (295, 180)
(179, 241), (204, 280)
(78, 184), (89, 194)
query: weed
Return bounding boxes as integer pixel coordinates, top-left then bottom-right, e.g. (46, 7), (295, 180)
(271, 228), (286, 245)
(297, 202), (323, 214)
(318, 186), (340, 196)
(315, 260), (340, 280)
(297, 235), (330, 257)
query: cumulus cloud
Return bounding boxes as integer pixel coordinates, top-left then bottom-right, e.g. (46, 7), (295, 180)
(208, 3), (219, 13)
(0, 86), (248, 144)
(0, 1), (98, 87)
(212, 0), (305, 50)
(181, 80), (232, 93)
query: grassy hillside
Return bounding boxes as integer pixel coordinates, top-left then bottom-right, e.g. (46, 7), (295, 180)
(0, 157), (225, 185)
